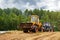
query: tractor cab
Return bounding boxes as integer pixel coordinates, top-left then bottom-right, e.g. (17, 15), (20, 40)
(42, 22), (54, 32)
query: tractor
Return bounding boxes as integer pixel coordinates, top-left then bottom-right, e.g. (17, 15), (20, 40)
(42, 22), (54, 32)
(20, 15), (42, 33)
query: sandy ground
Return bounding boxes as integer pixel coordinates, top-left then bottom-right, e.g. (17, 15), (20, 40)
(0, 31), (60, 40)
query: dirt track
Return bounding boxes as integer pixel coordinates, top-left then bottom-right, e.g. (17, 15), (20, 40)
(0, 31), (60, 40)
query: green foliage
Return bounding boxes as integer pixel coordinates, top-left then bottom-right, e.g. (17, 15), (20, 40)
(0, 8), (60, 31)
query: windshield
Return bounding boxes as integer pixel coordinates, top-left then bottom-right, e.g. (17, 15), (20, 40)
(43, 22), (51, 26)
(31, 15), (39, 24)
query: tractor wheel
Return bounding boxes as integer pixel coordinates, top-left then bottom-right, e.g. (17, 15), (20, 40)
(31, 28), (37, 33)
(23, 28), (28, 33)
(50, 29), (54, 32)
(32, 28), (36, 33)
(41, 27), (45, 32)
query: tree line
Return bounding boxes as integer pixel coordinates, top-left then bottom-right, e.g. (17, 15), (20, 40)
(0, 8), (60, 31)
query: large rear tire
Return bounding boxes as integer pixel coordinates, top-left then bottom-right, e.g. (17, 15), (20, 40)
(32, 28), (36, 33)
(33, 28), (38, 33)
(23, 28), (28, 33)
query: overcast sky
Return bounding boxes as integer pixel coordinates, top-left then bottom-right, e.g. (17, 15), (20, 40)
(0, 0), (60, 11)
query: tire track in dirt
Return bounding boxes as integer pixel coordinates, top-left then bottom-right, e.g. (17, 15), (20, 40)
(25, 32), (56, 40)
(0, 31), (25, 40)
(0, 31), (30, 40)
(47, 32), (60, 40)
(34, 32), (56, 40)
(0, 31), (59, 40)
(0, 31), (45, 40)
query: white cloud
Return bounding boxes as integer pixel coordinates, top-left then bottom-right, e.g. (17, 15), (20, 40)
(23, 2), (35, 10)
(0, 0), (15, 8)
(36, 2), (46, 8)
(57, 1), (60, 9)
(0, 0), (60, 11)
(0, 0), (3, 3)
(36, 0), (60, 11)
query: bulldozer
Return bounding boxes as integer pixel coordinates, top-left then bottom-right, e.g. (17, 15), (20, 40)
(20, 15), (42, 33)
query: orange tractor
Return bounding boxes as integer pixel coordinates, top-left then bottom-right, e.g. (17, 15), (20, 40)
(20, 15), (42, 33)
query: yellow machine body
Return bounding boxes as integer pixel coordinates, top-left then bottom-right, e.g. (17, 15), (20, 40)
(30, 15), (42, 27)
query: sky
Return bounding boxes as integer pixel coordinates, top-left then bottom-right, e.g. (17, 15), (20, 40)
(0, 0), (60, 11)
